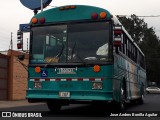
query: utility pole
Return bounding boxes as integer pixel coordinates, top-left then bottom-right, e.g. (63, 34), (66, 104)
(41, 0), (43, 12)
(10, 32), (13, 50)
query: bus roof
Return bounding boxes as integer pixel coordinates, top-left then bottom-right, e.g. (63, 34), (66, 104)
(30, 5), (111, 24)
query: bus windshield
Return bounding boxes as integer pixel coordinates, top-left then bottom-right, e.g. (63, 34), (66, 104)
(30, 22), (110, 64)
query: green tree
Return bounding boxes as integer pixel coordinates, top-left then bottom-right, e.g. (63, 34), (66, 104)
(118, 14), (147, 44)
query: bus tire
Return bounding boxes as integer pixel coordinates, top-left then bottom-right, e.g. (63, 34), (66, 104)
(118, 80), (127, 111)
(119, 87), (126, 111)
(137, 94), (144, 104)
(113, 85), (126, 112)
(47, 101), (62, 113)
(137, 84), (144, 104)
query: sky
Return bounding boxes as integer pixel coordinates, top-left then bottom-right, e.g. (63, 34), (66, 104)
(0, 0), (160, 51)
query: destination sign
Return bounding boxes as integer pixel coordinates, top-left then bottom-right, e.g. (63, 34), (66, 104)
(56, 68), (77, 74)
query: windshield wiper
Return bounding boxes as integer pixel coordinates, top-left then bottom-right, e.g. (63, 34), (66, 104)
(56, 44), (64, 58)
(70, 42), (86, 65)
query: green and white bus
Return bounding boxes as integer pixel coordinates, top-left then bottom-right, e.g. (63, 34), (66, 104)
(22, 5), (146, 112)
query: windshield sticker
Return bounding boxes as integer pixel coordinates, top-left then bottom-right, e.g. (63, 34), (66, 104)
(41, 70), (48, 77)
(45, 57), (59, 63)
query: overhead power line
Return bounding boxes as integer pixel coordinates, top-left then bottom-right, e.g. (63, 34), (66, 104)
(116, 15), (160, 18)
(137, 15), (160, 18)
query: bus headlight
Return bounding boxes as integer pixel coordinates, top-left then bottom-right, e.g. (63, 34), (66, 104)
(34, 82), (42, 89)
(92, 82), (102, 89)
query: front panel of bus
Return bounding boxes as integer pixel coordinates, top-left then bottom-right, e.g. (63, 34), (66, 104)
(27, 5), (115, 102)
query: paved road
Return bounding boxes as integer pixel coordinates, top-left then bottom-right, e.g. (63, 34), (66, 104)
(0, 94), (160, 120)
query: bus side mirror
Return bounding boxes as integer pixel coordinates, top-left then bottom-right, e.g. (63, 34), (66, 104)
(18, 54), (25, 61)
(113, 25), (122, 47)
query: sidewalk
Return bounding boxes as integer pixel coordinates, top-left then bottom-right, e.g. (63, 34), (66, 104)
(0, 100), (45, 109)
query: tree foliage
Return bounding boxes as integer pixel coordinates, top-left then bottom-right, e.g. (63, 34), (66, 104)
(117, 14), (160, 86)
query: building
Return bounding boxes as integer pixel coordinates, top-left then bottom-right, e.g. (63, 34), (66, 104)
(0, 50), (29, 100)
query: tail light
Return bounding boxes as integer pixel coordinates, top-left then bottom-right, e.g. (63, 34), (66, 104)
(17, 30), (23, 49)
(114, 25), (122, 47)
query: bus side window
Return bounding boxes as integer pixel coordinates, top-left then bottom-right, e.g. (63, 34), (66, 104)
(135, 48), (137, 63)
(127, 39), (129, 57)
(124, 35), (127, 56)
(131, 44), (134, 60)
(121, 33), (125, 54)
(128, 41), (131, 58)
(140, 54), (145, 69)
(138, 52), (144, 69)
(130, 42), (133, 59)
(134, 46), (136, 61)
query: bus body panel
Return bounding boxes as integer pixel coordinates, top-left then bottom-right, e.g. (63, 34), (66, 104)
(27, 65), (114, 101)
(113, 52), (146, 102)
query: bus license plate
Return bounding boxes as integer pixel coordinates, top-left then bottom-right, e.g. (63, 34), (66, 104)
(59, 92), (70, 98)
